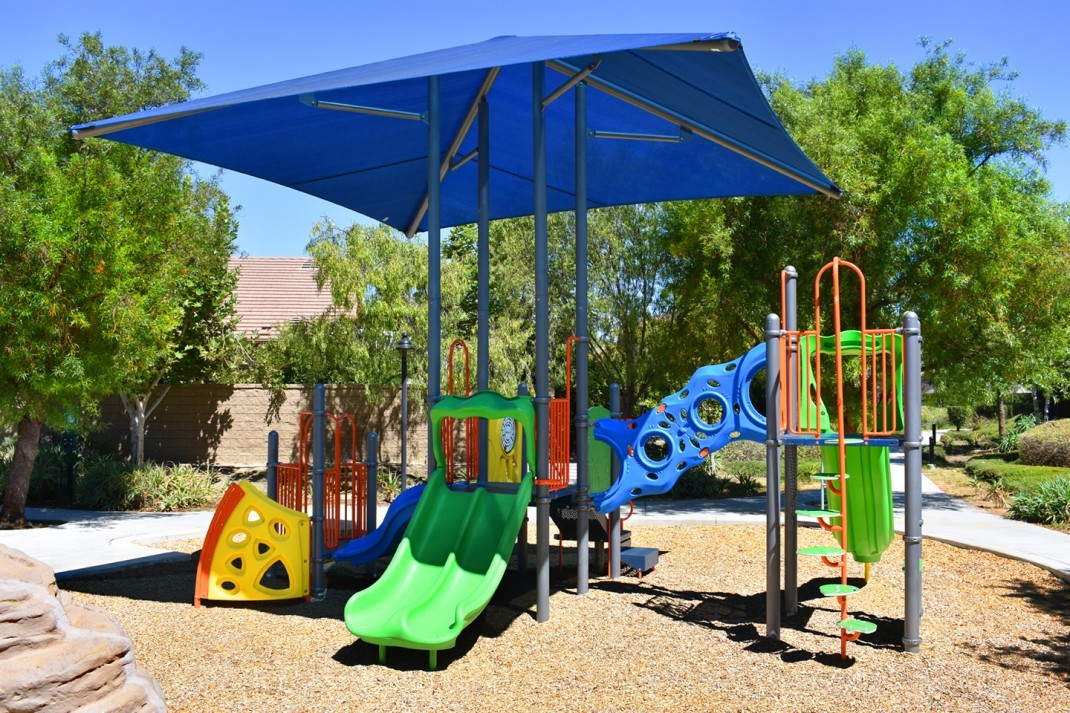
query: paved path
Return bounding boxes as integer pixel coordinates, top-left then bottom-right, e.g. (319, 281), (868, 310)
(2, 451), (1068, 584)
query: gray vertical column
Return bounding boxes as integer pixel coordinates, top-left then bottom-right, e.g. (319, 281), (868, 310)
(366, 432), (378, 533)
(764, 315), (782, 639)
(574, 80), (590, 595)
(426, 75), (442, 476)
(902, 312), (923, 653)
(477, 97), (491, 484)
(267, 430), (279, 501)
(608, 383), (622, 580)
(311, 383), (326, 600)
(517, 381), (530, 577)
(532, 62), (552, 623)
(783, 266), (799, 616)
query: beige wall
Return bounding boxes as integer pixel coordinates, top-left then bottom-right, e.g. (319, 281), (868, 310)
(94, 385), (429, 469)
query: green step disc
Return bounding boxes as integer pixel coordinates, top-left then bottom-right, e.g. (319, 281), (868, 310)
(797, 509), (840, 519)
(838, 619), (877, 634)
(820, 583), (862, 597)
(798, 546), (846, 557)
(812, 472), (850, 481)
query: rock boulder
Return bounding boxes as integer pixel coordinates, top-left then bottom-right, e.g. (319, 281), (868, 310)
(0, 544), (165, 712)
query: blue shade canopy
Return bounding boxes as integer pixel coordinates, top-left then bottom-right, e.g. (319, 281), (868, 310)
(72, 33), (839, 234)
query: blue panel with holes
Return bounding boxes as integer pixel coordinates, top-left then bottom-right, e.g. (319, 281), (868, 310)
(591, 343), (767, 514)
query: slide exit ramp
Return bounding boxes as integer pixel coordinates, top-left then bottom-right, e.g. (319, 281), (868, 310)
(592, 344), (767, 514)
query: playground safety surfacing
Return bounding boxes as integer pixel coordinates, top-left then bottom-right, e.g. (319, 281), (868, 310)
(60, 524), (1069, 712)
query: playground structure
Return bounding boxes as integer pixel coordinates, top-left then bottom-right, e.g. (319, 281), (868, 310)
(82, 34), (923, 667)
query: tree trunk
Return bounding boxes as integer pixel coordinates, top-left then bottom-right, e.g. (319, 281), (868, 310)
(120, 385), (170, 465)
(997, 392), (1007, 439)
(0, 416), (42, 527)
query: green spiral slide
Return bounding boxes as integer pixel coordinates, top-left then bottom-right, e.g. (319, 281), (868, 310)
(344, 391), (535, 670)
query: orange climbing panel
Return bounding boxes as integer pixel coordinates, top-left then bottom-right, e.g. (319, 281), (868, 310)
(194, 481), (310, 606)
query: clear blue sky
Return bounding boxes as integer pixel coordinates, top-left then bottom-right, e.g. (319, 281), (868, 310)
(4, 0), (1068, 256)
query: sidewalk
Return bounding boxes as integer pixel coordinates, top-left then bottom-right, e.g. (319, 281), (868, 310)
(2, 453), (1068, 584)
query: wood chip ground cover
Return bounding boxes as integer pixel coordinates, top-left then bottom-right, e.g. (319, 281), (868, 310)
(65, 525), (1069, 712)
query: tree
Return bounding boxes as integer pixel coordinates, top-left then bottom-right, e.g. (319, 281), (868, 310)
(0, 33), (232, 523)
(660, 42), (1070, 420)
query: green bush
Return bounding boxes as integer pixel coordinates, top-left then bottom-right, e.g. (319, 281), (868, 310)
(998, 414), (1037, 453)
(664, 460), (733, 499)
(946, 405), (973, 430)
(965, 454), (1070, 493)
(0, 437), (70, 505)
(921, 405), (950, 429)
(1008, 477), (1070, 525)
(1018, 419), (1070, 468)
(76, 454), (217, 511)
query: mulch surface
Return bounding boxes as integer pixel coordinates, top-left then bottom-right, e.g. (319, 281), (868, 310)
(64, 525), (1070, 712)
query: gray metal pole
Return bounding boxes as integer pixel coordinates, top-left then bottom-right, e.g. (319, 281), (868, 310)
(366, 432), (378, 533)
(783, 266), (799, 616)
(427, 74), (441, 476)
(267, 430), (278, 502)
(574, 80), (590, 595)
(608, 383), (622, 580)
(311, 384), (327, 600)
(902, 312), (924, 653)
(533, 62), (552, 623)
(517, 381), (530, 577)
(400, 350), (409, 492)
(764, 314), (782, 639)
(477, 97), (491, 485)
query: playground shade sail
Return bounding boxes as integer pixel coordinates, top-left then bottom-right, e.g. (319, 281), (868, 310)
(71, 33), (839, 233)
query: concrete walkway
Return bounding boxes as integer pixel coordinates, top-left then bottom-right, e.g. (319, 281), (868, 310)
(2, 451), (1068, 584)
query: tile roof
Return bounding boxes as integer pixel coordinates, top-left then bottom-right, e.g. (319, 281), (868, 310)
(228, 257), (336, 342)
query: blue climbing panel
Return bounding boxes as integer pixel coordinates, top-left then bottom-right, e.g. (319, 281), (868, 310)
(592, 344), (767, 514)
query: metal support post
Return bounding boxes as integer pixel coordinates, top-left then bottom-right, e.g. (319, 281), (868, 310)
(764, 314), (782, 639)
(574, 80), (591, 594)
(311, 384), (327, 600)
(608, 383), (622, 580)
(426, 75), (441, 476)
(783, 266), (799, 616)
(366, 432), (378, 533)
(477, 97), (491, 484)
(517, 381), (530, 576)
(533, 62), (552, 623)
(267, 431), (279, 501)
(930, 424), (936, 463)
(902, 312), (924, 653)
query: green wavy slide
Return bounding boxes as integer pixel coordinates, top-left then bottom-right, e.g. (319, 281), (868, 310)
(344, 392), (535, 670)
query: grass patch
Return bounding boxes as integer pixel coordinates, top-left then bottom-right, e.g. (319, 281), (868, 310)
(964, 454), (1070, 493)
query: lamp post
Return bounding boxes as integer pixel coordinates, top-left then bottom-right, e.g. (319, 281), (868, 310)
(396, 332), (414, 491)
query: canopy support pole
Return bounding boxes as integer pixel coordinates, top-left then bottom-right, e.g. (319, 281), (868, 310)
(407, 68), (501, 237)
(784, 266), (799, 617)
(477, 97), (490, 484)
(427, 75), (441, 476)
(533, 61), (552, 624)
(574, 80), (591, 595)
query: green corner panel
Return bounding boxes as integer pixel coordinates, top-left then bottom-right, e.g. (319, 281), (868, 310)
(587, 406), (613, 494)
(819, 583), (862, 597)
(798, 546), (846, 557)
(821, 445), (894, 564)
(838, 618), (877, 634)
(345, 391), (534, 660)
(811, 472), (849, 481)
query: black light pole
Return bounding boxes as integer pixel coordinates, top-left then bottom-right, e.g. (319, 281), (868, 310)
(396, 332), (414, 491)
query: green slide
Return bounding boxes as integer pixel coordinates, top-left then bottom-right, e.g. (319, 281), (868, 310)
(821, 445), (894, 563)
(344, 392), (535, 669)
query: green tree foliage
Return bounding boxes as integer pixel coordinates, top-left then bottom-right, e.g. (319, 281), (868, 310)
(0, 34), (235, 523)
(661, 42), (1070, 412)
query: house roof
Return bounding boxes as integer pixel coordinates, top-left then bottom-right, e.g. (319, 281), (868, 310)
(229, 257), (335, 341)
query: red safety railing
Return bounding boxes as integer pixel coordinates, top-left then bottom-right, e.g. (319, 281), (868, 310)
(443, 339), (480, 484)
(542, 336), (583, 491)
(275, 409), (368, 550)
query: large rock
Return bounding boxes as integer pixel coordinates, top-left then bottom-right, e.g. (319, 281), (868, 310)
(0, 544), (165, 712)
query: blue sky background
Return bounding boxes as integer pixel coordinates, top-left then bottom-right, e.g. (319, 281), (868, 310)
(4, 0), (1068, 256)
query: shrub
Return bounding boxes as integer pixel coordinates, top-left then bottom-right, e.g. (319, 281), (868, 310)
(0, 438), (71, 505)
(946, 405), (973, 430)
(663, 460), (732, 499)
(965, 454), (1070, 493)
(76, 454), (217, 511)
(1008, 477), (1070, 525)
(921, 405), (950, 429)
(998, 414), (1037, 453)
(1018, 418), (1070, 468)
